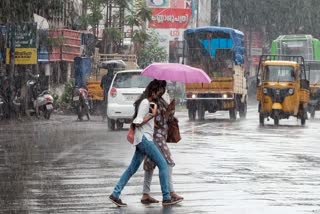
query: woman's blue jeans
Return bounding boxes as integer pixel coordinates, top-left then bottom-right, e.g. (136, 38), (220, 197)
(112, 136), (170, 200)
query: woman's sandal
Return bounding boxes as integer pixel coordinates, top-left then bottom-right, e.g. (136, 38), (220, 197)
(141, 196), (159, 204)
(170, 193), (184, 201)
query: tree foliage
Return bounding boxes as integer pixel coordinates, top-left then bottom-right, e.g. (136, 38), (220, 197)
(137, 30), (167, 69)
(0, 0), (63, 23)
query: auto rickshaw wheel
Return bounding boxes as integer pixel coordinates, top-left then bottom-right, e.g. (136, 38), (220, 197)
(301, 109), (307, 126)
(273, 110), (280, 126)
(259, 113), (264, 125)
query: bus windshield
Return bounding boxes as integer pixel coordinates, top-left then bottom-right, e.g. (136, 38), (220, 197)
(281, 40), (310, 59)
(309, 70), (320, 84)
(263, 65), (295, 82)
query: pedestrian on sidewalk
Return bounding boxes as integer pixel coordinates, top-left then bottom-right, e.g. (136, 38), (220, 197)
(109, 80), (183, 207)
(141, 80), (183, 205)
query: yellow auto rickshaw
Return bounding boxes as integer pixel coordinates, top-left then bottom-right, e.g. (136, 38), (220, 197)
(306, 61), (320, 119)
(256, 55), (310, 126)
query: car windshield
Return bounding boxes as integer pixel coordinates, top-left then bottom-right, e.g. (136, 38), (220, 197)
(263, 65), (295, 82)
(112, 72), (153, 88)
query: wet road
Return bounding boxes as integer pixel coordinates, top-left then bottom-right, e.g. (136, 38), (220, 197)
(1, 103), (320, 213)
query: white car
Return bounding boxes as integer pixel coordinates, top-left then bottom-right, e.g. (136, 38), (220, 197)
(107, 69), (153, 130)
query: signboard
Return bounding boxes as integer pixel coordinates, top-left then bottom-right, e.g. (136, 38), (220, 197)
(6, 23), (37, 64)
(5, 48), (37, 64)
(149, 8), (192, 29)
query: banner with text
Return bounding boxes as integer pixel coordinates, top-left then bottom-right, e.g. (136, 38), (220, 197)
(149, 8), (192, 29)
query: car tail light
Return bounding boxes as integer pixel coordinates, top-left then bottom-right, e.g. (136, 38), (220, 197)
(110, 87), (117, 97)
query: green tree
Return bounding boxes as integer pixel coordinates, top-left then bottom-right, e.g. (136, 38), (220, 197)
(79, 0), (105, 37)
(137, 30), (167, 69)
(125, 0), (152, 54)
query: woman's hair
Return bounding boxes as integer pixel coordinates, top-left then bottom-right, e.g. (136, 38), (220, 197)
(159, 80), (167, 89)
(132, 79), (161, 122)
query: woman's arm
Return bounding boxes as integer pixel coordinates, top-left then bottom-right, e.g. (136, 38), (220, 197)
(133, 100), (157, 127)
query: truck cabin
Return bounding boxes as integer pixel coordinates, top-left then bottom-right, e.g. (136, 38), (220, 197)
(183, 27), (245, 78)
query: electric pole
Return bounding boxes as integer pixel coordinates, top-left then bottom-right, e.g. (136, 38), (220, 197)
(217, 0), (221, 27)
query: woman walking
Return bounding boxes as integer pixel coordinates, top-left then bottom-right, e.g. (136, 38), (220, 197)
(109, 80), (182, 207)
(140, 80), (183, 204)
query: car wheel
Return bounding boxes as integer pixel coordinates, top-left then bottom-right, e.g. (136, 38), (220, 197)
(116, 120), (123, 130)
(108, 119), (116, 131)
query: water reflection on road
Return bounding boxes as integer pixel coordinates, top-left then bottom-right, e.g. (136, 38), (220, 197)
(0, 105), (320, 213)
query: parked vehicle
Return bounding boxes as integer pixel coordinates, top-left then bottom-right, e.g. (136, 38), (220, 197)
(306, 61), (320, 118)
(73, 87), (91, 121)
(27, 75), (54, 119)
(107, 69), (153, 130)
(183, 26), (247, 121)
(256, 55), (310, 126)
(34, 90), (54, 119)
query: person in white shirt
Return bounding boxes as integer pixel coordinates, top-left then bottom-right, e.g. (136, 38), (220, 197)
(109, 80), (183, 207)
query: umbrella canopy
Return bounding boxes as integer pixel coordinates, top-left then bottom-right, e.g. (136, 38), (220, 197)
(99, 60), (127, 70)
(141, 63), (211, 83)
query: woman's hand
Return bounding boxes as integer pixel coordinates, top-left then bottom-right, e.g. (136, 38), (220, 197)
(165, 99), (175, 117)
(149, 102), (158, 116)
(167, 99), (175, 111)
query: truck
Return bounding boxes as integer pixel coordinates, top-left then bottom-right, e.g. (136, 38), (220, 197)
(183, 26), (247, 120)
(86, 51), (138, 113)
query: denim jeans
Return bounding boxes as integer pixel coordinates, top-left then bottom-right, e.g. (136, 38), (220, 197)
(112, 136), (170, 200)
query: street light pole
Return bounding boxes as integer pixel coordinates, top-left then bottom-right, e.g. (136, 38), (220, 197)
(217, 0), (221, 27)
(196, 0), (199, 27)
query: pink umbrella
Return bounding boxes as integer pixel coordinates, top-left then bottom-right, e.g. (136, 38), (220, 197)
(141, 63), (211, 83)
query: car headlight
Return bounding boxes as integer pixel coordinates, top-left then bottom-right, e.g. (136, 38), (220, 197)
(263, 88), (268, 94)
(288, 88), (294, 95)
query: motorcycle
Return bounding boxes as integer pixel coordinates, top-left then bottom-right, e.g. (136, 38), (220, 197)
(27, 76), (54, 119)
(33, 90), (54, 119)
(73, 87), (90, 121)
